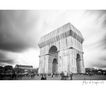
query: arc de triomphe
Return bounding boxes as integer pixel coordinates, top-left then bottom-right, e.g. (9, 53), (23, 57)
(38, 23), (85, 74)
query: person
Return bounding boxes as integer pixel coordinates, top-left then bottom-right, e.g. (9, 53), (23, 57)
(41, 74), (47, 80)
(61, 71), (68, 80)
(61, 73), (64, 80)
(52, 73), (54, 77)
(44, 74), (47, 80)
(41, 74), (44, 80)
(64, 71), (68, 80)
(70, 72), (73, 80)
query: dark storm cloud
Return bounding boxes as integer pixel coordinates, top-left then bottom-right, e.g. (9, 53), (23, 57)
(86, 10), (106, 49)
(0, 51), (5, 59)
(0, 51), (15, 64)
(0, 10), (40, 52)
(92, 10), (106, 50)
(85, 10), (106, 68)
(0, 42), (28, 52)
(0, 59), (14, 64)
(91, 63), (106, 69)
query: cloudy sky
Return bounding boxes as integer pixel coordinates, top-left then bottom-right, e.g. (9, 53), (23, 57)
(0, 10), (106, 69)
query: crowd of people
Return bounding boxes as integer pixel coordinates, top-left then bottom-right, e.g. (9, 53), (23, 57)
(0, 65), (74, 80)
(0, 71), (73, 80)
(40, 72), (73, 80)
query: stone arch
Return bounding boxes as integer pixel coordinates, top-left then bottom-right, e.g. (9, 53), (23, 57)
(39, 23), (85, 74)
(49, 45), (58, 54)
(76, 53), (81, 73)
(48, 45), (58, 73)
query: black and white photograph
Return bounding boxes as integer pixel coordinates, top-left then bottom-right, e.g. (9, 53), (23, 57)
(0, 9), (106, 81)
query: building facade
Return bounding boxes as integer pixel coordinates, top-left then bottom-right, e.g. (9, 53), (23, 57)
(38, 23), (85, 74)
(15, 64), (33, 70)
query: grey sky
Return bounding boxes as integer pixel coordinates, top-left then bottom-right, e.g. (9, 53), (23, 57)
(0, 10), (106, 68)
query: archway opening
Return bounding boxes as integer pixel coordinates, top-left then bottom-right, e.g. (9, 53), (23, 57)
(49, 46), (57, 54)
(48, 46), (58, 74)
(52, 58), (58, 74)
(76, 54), (81, 73)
